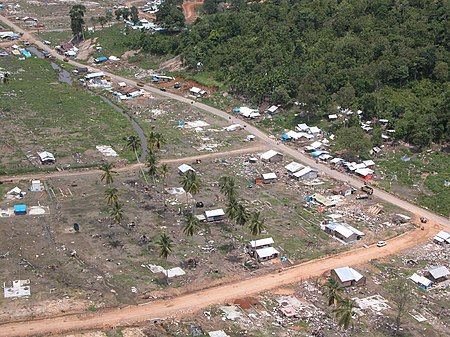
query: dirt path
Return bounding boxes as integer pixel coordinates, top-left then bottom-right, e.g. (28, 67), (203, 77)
(125, 0), (155, 21)
(0, 145), (266, 183)
(0, 222), (443, 336)
(1, 14), (449, 335)
(182, 0), (204, 24)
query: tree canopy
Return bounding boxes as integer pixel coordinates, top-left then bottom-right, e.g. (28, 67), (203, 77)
(130, 0), (450, 146)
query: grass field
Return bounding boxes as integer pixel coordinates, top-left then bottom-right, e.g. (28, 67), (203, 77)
(85, 24), (140, 58)
(37, 30), (73, 45)
(0, 55), (135, 174)
(375, 149), (450, 217)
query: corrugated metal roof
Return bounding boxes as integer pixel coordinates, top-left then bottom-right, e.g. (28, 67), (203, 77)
(256, 247), (279, 259)
(427, 266), (449, 279)
(205, 209), (225, 218)
(250, 237), (274, 248)
(333, 267), (364, 282)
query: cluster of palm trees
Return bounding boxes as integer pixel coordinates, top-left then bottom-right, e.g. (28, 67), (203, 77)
(100, 163), (124, 224)
(323, 278), (357, 330)
(219, 176), (266, 247)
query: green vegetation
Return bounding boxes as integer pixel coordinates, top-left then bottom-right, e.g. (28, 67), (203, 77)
(37, 31), (73, 45)
(376, 150), (450, 216)
(130, 0), (449, 148)
(86, 24), (140, 58)
(0, 57), (135, 173)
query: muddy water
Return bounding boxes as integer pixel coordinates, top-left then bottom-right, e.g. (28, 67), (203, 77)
(28, 47), (72, 85)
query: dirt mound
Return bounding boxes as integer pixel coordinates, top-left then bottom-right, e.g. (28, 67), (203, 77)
(159, 55), (184, 72)
(76, 38), (96, 61)
(183, 1), (204, 24)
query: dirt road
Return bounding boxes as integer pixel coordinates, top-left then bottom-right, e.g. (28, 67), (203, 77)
(1, 15), (449, 335)
(182, 0), (204, 24)
(0, 145), (266, 183)
(2, 14), (447, 230)
(0, 222), (443, 337)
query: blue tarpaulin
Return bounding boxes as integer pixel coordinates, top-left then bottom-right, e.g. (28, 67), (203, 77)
(19, 49), (31, 58)
(95, 56), (108, 63)
(14, 205), (27, 215)
(280, 134), (290, 140)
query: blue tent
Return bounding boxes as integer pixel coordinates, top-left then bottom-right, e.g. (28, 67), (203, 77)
(95, 56), (108, 63)
(280, 134), (290, 141)
(14, 205), (27, 215)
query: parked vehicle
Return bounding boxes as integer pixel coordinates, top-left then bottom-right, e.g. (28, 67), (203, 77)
(361, 185), (374, 195)
(356, 194), (369, 200)
(377, 241), (387, 247)
(136, 81), (145, 87)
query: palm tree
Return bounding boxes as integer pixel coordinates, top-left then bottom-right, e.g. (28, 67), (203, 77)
(219, 176), (237, 202)
(109, 201), (124, 224)
(333, 297), (355, 330)
(157, 233), (173, 283)
(100, 163), (116, 185)
(159, 163), (169, 186)
(181, 170), (201, 206)
(126, 135), (140, 162)
(146, 150), (159, 184)
(248, 211), (265, 260)
(148, 131), (166, 152)
(126, 135), (148, 184)
(225, 196), (239, 221)
(104, 187), (119, 206)
(183, 212), (200, 237)
(323, 277), (343, 306)
(235, 203), (249, 227)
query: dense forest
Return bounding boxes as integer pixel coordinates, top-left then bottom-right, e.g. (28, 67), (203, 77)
(131, 0), (449, 147)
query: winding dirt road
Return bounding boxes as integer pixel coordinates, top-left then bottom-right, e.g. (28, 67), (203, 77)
(0, 222), (443, 336)
(1, 14), (449, 336)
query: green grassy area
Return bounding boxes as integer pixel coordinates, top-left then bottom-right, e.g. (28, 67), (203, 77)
(0, 56), (136, 174)
(85, 24), (140, 58)
(173, 70), (226, 89)
(37, 30), (73, 45)
(375, 150), (450, 216)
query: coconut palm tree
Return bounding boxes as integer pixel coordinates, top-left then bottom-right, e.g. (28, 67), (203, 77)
(235, 203), (249, 227)
(109, 201), (124, 224)
(104, 187), (119, 206)
(157, 233), (173, 283)
(323, 277), (343, 306)
(248, 211), (265, 260)
(159, 163), (169, 186)
(126, 135), (148, 184)
(219, 176), (237, 202)
(100, 163), (116, 185)
(148, 131), (166, 152)
(181, 170), (201, 207)
(146, 150), (159, 184)
(225, 196), (239, 221)
(183, 212), (200, 237)
(126, 135), (140, 162)
(333, 297), (356, 330)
